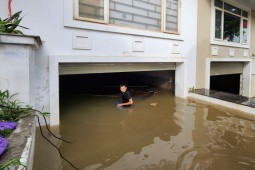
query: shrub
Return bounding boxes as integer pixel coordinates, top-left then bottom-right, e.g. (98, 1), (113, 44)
(0, 11), (28, 35)
(0, 90), (31, 122)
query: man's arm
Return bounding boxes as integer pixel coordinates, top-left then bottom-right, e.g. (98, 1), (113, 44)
(118, 98), (133, 107)
(122, 98), (133, 106)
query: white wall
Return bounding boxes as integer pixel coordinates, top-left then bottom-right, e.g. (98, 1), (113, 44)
(0, 44), (30, 104)
(0, 0), (198, 113)
(251, 59), (255, 97)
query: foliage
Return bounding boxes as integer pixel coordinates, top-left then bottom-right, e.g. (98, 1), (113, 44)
(0, 128), (12, 137)
(0, 11), (28, 35)
(0, 158), (26, 170)
(188, 87), (196, 93)
(0, 90), (78, 169)
(223, 13), (240, 41)
(0, 90), (31, 122)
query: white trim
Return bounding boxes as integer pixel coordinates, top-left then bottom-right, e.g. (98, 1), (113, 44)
(162, 0), (182, 34)
(18, 137), (32, 170)
(206, 57), (252, 97)
(210, 0), (251, 49)
(161, 0), (166, 32)
(51, 55), (187, 63)
(205, 59), (211, 89)
(49, 55), (188, 126)
(73, 0), (109, 24)
(188, 93), (255, 116)
(210, 41), (250, 49)
(64, 0), (183, 41)
(210, 57), (252, 62)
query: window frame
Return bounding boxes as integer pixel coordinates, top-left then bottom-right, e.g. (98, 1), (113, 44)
(211, 0), (251, 48)
(73, 0), (181, 35)
(74, 0), (109, 24)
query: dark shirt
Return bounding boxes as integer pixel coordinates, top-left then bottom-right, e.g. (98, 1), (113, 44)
(122, 91), (132, 103)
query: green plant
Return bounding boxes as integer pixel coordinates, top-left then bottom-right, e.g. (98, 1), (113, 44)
(0, 128), (12, 137)
(188, 87), (196, 93)
(0, 11), (28, 35)
(0, 90), (31, 122)
(0, 158), (26, 170)
(0, 90), (79, 170)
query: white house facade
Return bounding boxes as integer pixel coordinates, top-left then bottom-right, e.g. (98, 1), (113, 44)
(0, 0), (198, 126)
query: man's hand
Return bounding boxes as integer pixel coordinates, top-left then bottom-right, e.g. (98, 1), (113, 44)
(117, 99), (133, 108)
(117, 104), (123, 108)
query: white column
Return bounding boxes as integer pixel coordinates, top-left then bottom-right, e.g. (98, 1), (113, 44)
(49, 55), (60, 126)
(175, 61), (188, 98)
(242, 61), (252, 97)
(0, 35), (41, 106)
(205, 58), (211, 90)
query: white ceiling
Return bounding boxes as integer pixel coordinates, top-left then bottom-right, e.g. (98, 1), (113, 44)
(237, 0), (255, 10)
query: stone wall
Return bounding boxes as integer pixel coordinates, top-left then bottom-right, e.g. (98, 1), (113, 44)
(0, 116), (36, 170)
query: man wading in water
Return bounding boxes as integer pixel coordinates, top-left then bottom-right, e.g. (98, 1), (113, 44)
(117, 84), (134, 108)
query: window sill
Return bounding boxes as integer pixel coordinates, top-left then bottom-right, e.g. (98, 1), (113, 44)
(63, 0), (183, 41)
(211, 39), (250, 49)
(64, 0), (183, 41)
(65, 19), (183, 41)
(209, 57), (252, 62)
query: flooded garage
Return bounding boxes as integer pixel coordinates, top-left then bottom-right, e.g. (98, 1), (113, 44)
(210, 62), (243, 95)
(34, 70), (255, 170)
(210, 74), (241, 95)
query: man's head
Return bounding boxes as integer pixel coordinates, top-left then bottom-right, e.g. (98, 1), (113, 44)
(119, 84), (127, 93)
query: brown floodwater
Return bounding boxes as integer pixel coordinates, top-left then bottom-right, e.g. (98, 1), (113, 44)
(34, 88), (255, 170)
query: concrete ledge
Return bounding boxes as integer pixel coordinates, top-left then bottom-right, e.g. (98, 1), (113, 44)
(209, 57), (252, 62)
(0, 116), (36, 169)
(0, 34), (42, 49)
(188, 93), (255, 117)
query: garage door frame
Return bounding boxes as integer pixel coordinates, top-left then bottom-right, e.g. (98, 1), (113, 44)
(49, 55), (188, 126)
(205, 58), (252, 97)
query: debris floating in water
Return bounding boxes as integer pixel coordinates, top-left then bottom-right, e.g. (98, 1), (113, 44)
(150, 103), (158, 107)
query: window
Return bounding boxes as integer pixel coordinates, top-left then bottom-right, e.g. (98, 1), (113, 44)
(224, 12), (240, 43)
(165, 0), (179, 33)
(76, 0), (108, 23)
(215, 9), (222, 39)
(74, 0), (181, 34)
(213, 0), (249, 45)
(243, 19), (248, 43)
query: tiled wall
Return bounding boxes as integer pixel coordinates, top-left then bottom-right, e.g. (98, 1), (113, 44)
(79, 0), (178, 31)
(109, 0), (178, 31)
(210, 45), (249, 58)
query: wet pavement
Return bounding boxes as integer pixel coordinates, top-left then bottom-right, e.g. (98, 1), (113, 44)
(34, 88), (255, 170)
(194, 89), (255, 108)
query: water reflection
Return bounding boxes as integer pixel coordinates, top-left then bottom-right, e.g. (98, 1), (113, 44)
(34, 88), (255, 170)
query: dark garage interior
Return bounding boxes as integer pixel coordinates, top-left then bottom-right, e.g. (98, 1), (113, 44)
(210, 74), (241, 95)
(59, 70), (175, 97)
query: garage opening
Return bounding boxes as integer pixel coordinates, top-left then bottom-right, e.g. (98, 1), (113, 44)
(56, 69), (180, 169)
(210, 74), (241, 95)
(59, 70), (175, 97)
(48, 61), (187, 126)
(210, 62), (243, 95)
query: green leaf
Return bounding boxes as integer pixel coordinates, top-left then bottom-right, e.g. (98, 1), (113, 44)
(0, 158), (26, 170)
(13, 30), (24, 35)
(0, 11), (28, 35)
(5, 11), (22, 23)
(40, 112), (51, 116)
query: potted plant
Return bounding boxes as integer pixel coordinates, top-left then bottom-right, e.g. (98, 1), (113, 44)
(0, 0), (28, 34)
